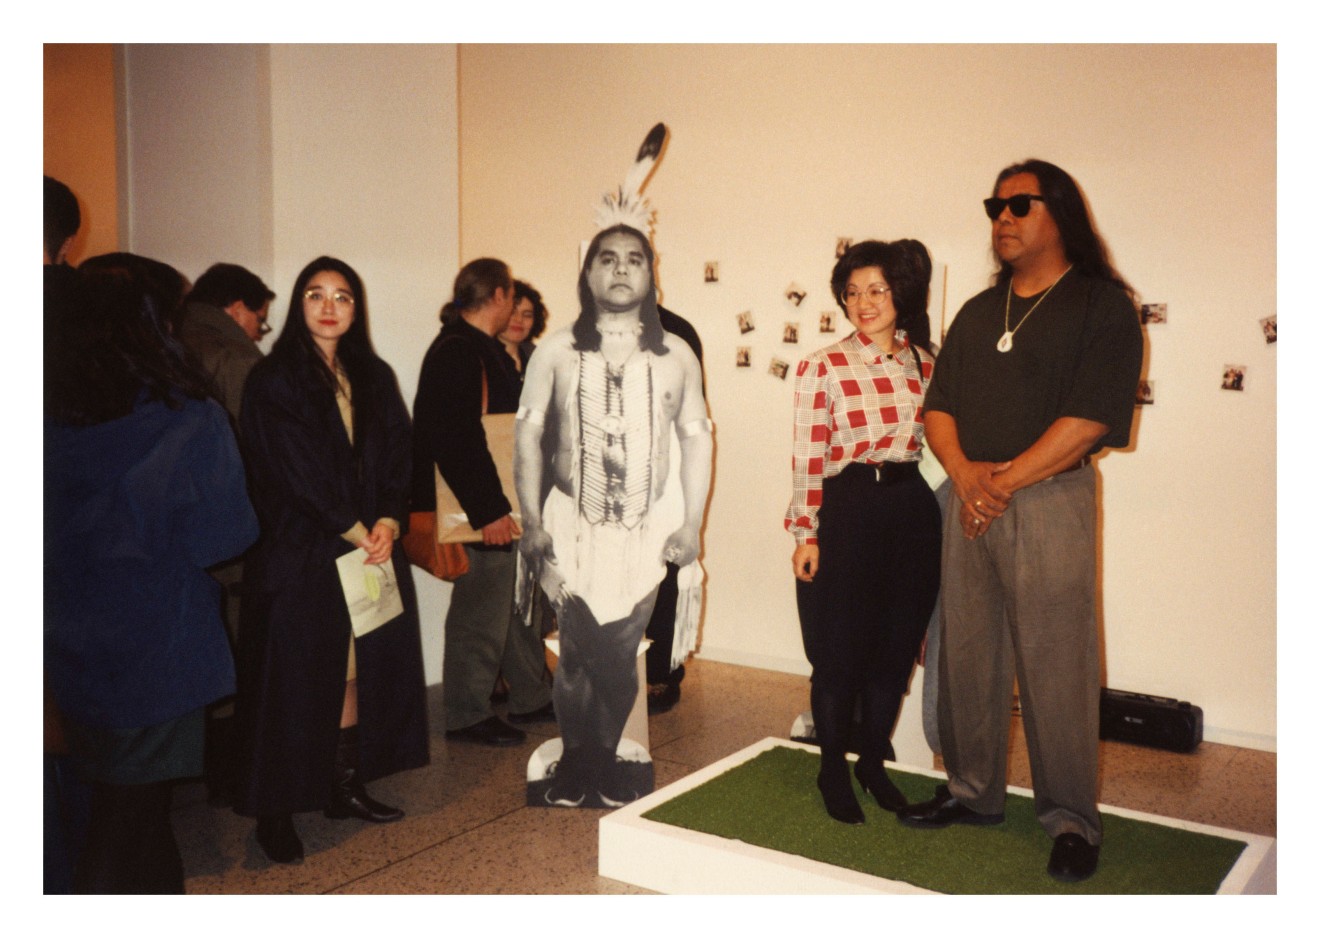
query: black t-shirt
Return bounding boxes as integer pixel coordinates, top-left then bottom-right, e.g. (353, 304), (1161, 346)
(923, 272), (1142, 463)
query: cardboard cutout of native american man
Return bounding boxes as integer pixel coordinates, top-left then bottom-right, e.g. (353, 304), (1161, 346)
(515, 124), (712, 808)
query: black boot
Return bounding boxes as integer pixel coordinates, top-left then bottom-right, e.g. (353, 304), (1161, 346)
(325, 726), (404, 823)
(811, 683), (864, 825)
(256, 814), (303, 864)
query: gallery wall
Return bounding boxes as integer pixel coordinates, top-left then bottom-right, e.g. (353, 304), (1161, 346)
(58, 43), (1275, 754)
(457, 44), (1277, 751)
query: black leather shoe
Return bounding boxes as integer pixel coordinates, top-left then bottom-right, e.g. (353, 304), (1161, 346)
(507, 702), (556, 724)
(646, 681), (681, 715)
(445, 716), (526, 746)
(1047, 833), (1100, 883)
(326, 770), (405, 823)
(256, 814), (304, 864)
(897, 790), (1004, 828)
(817, 764), (864, 825)
(854, 761), (908, 813)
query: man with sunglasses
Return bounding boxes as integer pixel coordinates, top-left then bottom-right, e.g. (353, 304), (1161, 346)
(898, 160), (1141, 884)
(175, 261), (275, 805)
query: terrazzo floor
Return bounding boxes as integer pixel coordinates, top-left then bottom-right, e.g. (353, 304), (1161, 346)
(173, 657), (1276, 894)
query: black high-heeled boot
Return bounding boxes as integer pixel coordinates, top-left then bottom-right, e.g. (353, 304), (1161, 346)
(325, 725), (404, 823)
(854, 760), (907, 812)
(256, 814), (303, 863)
(817, 758), (864, 824)
(811, 683), (864, 824)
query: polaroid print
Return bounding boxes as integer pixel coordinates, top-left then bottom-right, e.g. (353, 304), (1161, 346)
(783, 321), (799, 344)
(1260, 315), (1276, 344)
(1221, 365), (1246, 391)
(769, 357), (790, 380)
(1140, 303), (1167, 325)
(1136, 380), (1154, 406)
(835, 237), (853, 259)
(736, 310), (755, 334)
(704, 261), (719, 284)
(819, 310), (835, 334)
(735, 346), (751, 368)
(784, 282), (806, 307)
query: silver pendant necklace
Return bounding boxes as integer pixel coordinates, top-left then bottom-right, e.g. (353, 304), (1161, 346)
(998, 266), (1071, 353)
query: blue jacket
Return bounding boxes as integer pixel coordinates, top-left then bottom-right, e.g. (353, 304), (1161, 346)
(44, 395), (258, 729)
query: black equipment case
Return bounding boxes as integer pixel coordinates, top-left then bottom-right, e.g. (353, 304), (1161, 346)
(1099, 688), (1203, 753)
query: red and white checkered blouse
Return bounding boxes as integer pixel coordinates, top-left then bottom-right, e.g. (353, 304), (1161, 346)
(784, 329), (935, 545)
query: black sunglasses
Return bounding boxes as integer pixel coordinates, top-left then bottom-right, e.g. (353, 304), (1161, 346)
(983, 194), (1046, 220)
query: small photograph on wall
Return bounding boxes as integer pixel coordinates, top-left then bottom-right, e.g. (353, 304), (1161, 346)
(1136, 380), (1155, 406)
(819, 310), (836, 334)
(785, 283), (806, 307)
(735, 346), (751, 368)
(769, 357), (790, 380)
(1260, 315), (1276, 344)
(704, 261), (719, 284)
(835, 237), (853, 259)
(783, 322), (799, 344)
(737, 310), (755, 334)
(1140, 302), (1167, 325)
(1221, 365), (1246, 391)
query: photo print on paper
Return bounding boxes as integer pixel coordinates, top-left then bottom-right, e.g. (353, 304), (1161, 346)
(784, 282), (806, 307)
(735, 346), (751, 368)
(1221, 365), (1246, 391)
(783, 322), (799, 344)
(1140, 303), (1167, 325)
(1260, 315), (1276, 344)
(704, 261), (719, 284)
(819, 310), (835, 333)
(835, 237), (854, 259)
(737, 310), (755, 334)
(769, 357), (790, 380)
(1136, 380), (1154, 406)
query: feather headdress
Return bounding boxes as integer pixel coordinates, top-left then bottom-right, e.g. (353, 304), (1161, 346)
(594, 123), (667, 237)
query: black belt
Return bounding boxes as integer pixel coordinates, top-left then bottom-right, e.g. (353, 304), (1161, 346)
(830, 460), (923, 487)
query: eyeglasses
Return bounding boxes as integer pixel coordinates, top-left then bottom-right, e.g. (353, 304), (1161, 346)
(303, 288), (355, 308)
(840, 285), (892, 307)
(983, 194), (1046, 220)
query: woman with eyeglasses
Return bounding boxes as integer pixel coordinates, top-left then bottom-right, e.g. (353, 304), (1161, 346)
(233, 257), (429, 864)
(785, 239), (942, 825)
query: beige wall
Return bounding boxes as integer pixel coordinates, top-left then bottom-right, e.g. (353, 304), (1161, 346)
(44, 43), (119, 262)
(459, 44), (1276, 751)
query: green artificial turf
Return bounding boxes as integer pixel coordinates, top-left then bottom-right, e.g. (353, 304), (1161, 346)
(641, 746), (1248, 894)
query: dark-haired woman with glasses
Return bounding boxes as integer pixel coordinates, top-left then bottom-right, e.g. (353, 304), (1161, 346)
(785, 239), (942, 825)
(233, 257), (429, 864)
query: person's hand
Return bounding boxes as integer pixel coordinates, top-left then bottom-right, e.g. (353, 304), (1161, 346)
(519, 524), (555, 566)
(482, 514), (519, 546)
(959, 500), (992, 540)
(359, 521), (395, 564)
(661, 525), (700, 567)
(793, 544), (820, 582)
(949, 460), (1013, 529)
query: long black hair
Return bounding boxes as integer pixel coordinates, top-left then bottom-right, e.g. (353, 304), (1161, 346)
(46, 255), (210, 426)
(572, 225), (667, 355)
(830, 239), (933, 351)
(992, 159), (1135, 302)
(269, 256), (384, 453)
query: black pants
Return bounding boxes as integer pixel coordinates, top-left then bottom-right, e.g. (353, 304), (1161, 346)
(796, 465), (941, 768)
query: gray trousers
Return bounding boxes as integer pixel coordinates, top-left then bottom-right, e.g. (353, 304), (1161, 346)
(937, 464), (1103, 845)
(443, 548), (552, 731)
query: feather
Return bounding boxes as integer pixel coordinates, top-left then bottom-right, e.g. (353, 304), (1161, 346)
(595, 123), (668, 235)
(621, 123), (667, 201)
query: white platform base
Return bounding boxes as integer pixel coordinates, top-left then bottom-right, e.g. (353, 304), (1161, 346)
(598, 737), (1277, 895)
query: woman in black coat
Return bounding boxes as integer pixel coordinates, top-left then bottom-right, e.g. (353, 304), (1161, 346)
(234, 257), (429, 863)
